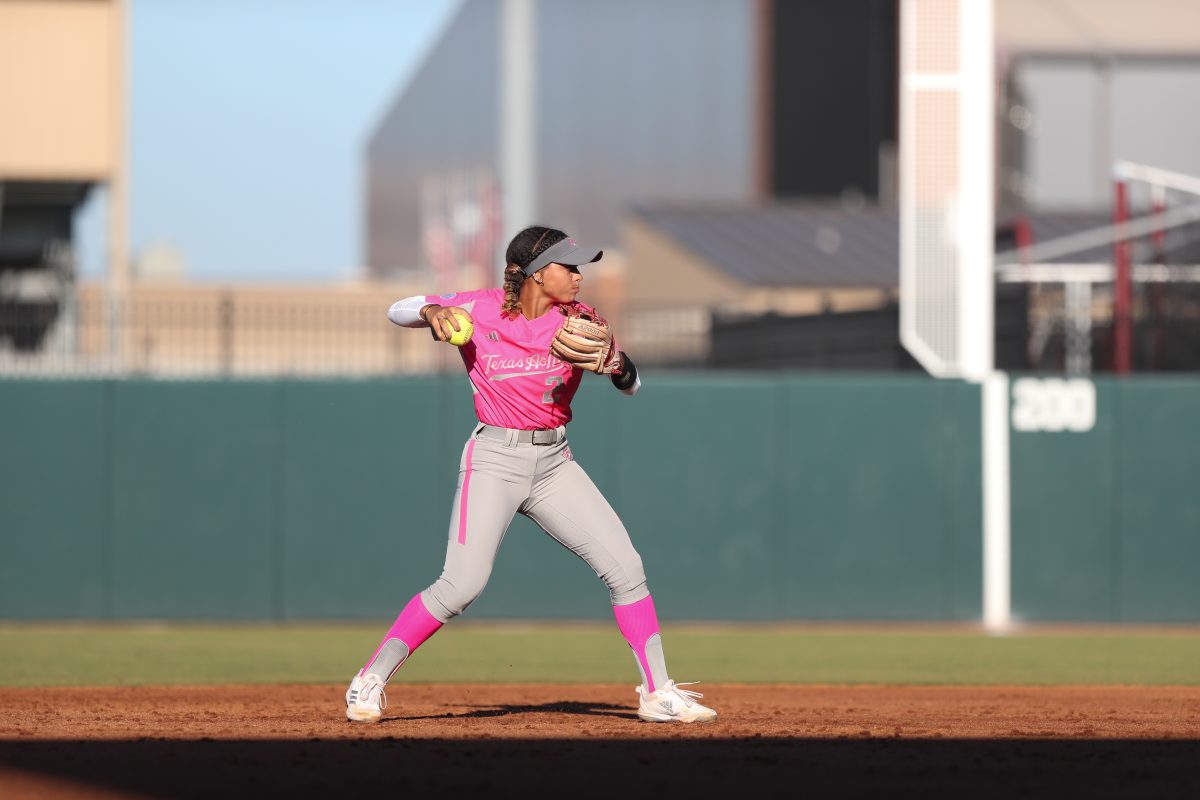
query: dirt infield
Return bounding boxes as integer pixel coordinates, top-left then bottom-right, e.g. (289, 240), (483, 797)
(2, 685), (1198, 798)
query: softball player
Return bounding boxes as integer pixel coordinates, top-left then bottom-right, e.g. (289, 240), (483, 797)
(345, 225), (716, 724)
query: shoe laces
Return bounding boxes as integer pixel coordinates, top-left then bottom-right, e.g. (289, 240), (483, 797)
(665, 681), (704, 707)
(358, 674), (387, 710)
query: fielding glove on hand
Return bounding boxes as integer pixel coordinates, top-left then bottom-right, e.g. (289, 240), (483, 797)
(550, 310), (621, 374)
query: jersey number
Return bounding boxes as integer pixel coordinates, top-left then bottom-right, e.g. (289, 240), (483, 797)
(542, 376), (565, 405)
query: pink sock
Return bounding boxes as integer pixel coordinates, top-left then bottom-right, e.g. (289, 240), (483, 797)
(361, 593), (444, 680)
(613, 594), (667, 693)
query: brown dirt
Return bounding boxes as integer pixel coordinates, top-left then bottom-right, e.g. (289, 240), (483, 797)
(1, 684), (1198, 799)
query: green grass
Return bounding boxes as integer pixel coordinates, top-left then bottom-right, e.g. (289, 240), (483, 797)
(1, 623), (1198, 687)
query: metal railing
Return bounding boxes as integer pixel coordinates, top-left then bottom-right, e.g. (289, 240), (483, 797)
(0, 291), (717, 377)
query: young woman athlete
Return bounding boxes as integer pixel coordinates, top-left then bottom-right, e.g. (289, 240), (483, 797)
(345, 225), (716, 724)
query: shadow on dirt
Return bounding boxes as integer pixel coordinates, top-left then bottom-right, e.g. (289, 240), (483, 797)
(1, 738), (1197, 799)
(390, 699), (638, 722)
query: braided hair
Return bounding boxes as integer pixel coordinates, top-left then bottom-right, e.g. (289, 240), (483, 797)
(501, 225), (568, 318)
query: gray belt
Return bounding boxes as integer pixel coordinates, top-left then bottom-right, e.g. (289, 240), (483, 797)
(477, 424), (565, 446)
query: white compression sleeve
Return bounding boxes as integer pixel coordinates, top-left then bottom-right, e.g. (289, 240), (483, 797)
(387, 295), (432, 328)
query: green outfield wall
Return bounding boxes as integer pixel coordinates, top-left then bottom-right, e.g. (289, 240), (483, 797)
(1010, 377), (1200, 622)
(0, 375), (1195, 622)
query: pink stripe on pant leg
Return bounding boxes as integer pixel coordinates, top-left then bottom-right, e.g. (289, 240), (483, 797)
(362, 593), (443, 675)
(613, 594), (661, 693)
(457, 440), (476, 544)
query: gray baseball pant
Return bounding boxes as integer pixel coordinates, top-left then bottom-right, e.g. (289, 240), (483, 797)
(420, 423), (651, 621)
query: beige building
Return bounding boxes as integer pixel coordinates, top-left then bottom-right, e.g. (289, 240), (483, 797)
(1, 0), (130, 362)
(58, 280), (450, 376)
(7, 266), (566, 375)
(0, 0), (123, 182)
(11, 265), (628, 377)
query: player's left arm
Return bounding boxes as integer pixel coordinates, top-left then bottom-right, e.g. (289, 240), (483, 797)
(610, 351), (640, 396)
(584, 303), (639, 396)
(552, 301), (640, 394)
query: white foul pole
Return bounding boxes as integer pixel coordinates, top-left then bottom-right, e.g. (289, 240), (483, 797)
(957, 0), (994, 384)
(900, 0), (1009, 632)
(960, 0), (1010, 635)
(982, 371), (1011, 632)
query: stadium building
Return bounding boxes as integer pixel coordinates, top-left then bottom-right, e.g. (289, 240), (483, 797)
(368, 0), (1200, 372)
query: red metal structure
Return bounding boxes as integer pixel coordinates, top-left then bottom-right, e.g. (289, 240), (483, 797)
(1112, 180), (1132, 374)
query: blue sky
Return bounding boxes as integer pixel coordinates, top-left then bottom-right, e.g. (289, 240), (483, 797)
(77, 0), (457, 282)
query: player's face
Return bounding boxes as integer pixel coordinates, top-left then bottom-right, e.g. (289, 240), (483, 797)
(537, 262), (582, 303)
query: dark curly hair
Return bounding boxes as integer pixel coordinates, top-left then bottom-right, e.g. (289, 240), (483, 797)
(500, 225), (568, 318)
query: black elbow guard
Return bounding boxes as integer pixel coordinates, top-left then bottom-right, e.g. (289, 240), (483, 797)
(610, 352), (638, 391)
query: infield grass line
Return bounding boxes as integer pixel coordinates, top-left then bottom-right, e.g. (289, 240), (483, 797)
(1, 623), (1198, 687)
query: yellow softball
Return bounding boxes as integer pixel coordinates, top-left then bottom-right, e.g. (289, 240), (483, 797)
(447, 312), (474, 347)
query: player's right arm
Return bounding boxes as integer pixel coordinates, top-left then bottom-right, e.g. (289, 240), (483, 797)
(387, 294), (473, 342)
(386, 295), (433, 327)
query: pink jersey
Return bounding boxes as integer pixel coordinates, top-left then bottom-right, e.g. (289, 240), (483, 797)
(426, 288), (615, 430)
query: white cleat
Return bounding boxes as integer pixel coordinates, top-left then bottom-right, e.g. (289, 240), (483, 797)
(636, 680), (717, 723)
(345, 672), (387, 723)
